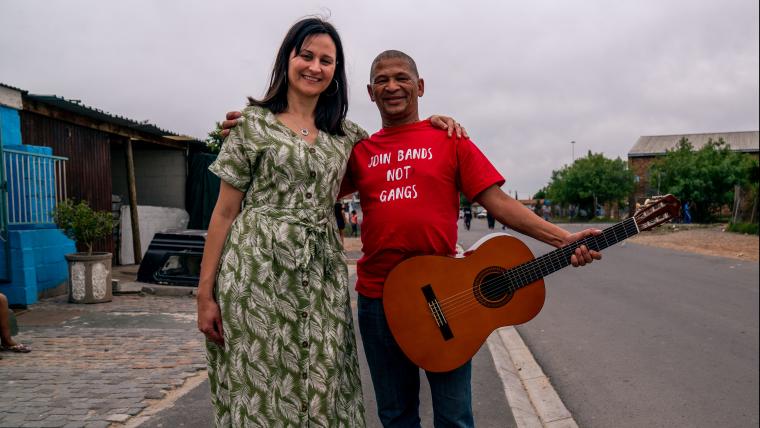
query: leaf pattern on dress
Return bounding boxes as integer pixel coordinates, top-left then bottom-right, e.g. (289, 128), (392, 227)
(206, 105), (367, 427)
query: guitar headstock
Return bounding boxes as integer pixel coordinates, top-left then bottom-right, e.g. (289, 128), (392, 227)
(633, 194), (681, 231)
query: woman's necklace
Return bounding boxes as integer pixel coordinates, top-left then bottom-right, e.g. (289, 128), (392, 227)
(300, 128), (309, 136)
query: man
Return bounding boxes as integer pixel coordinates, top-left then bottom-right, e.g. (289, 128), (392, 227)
(462, 205), (472, 230)
(224, 50), (601, 427)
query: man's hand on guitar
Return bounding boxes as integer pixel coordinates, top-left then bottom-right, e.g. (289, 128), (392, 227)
(221, 111), (242, 137)
(561, 229), (603, 267)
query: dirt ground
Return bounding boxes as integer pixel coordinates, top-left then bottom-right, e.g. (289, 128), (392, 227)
(627, 223), (758, 262)
(342, 224), (759, 262)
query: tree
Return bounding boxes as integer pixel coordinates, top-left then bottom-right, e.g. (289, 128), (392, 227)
(650, 137), (758, 222)
(205, 122), (225, 153)
(546, 151), (634, 218)
(532, 188), (547, 200)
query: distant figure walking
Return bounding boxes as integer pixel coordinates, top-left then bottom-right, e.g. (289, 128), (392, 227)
(683, 201), (692, 224)
(486, 211), (495, 229)
(350, 210), (359, 237)
(542, 203), (551, 221)
(463, 206), (473, 230)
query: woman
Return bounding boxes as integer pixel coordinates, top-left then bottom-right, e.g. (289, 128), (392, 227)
(197, 18), (461, 426)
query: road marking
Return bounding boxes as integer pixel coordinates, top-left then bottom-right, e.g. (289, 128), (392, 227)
(487, 327), (578, 428)
(123, 371), (208, 428)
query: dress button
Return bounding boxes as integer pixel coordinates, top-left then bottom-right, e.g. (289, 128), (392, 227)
(309, 147), (316, 154)
(302, 341), (309, 348)
(305, 192), (312, 199)
(302, 372), (308, 379)
(301, 311), (308, 318)
(302, 280), (309, 287)
(302, 404), (308, 412)
(310, 171), (316, 178)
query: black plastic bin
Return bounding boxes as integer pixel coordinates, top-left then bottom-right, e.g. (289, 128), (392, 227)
(137, 229), (206, 286)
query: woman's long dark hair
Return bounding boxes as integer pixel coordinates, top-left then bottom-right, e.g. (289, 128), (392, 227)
(249, 18), (348, 136)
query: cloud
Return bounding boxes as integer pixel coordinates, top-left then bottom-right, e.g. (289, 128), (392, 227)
(1, 0), (757, 195)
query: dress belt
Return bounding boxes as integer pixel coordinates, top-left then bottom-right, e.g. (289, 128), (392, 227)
(243, 205), (334, 272)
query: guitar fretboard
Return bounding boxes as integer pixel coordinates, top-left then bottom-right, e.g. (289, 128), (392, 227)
(500, 218), (639, 292)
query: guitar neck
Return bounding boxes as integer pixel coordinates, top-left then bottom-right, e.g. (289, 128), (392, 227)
(509, 217), (640, 289)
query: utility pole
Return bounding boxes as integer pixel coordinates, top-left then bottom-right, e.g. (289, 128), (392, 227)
(571, 140), (576, 162)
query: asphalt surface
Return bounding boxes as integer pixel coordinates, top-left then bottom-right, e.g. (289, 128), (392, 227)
(459, 219), (759, 428)
(142, 265), (514, 428)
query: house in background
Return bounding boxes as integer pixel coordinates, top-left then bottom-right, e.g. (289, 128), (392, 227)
(627, 131), (759, 204)
(0, 82), (206, 306)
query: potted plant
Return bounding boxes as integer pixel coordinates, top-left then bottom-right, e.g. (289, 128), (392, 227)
(53, 199), (114, 303)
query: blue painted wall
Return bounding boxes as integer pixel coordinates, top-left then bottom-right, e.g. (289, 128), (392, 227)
(0, 105), (22, 146)
(0, 229), (75, 306)
(1, 105), (74, 306)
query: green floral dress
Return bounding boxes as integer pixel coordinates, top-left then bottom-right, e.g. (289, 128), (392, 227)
(206, 105), (367, 427)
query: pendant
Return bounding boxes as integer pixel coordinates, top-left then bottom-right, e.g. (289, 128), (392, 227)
(300, 128), (309, 136)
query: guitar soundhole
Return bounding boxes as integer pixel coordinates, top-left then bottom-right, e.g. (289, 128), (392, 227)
(473, 266), (513, 308)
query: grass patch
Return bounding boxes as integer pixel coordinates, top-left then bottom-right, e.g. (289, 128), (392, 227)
(726, 222), (759, 235)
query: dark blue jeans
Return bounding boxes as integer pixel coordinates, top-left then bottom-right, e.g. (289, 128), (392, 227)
(358, 295), (474, 428)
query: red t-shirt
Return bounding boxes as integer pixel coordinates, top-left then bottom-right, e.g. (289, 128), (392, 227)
(340, 120), (505, 298)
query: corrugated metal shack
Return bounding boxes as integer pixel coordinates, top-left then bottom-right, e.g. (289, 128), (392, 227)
(7, 84), (204, 261)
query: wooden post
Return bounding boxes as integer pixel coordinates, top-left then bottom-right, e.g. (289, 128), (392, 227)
(125, 138), (142, 264)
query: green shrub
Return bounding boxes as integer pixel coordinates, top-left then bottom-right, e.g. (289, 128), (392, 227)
(727, 222), (759, 235)
(52, 199), (114, 255)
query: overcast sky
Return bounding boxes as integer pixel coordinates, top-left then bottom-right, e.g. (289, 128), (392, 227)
(1, 0), (758, 197)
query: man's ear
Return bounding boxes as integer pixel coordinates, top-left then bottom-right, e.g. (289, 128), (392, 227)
(367, 84), (376, 101)
(418, 78), (425, 97)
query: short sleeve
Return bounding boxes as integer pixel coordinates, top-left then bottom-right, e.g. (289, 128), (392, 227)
(342, 119), (369, 143)
(456, 138), (505, 201)
(208, 117), (253, 192)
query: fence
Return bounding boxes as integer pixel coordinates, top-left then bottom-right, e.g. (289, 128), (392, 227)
(2, 148), (68, 227)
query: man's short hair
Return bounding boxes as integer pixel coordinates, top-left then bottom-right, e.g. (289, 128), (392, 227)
(369, 50), (419, 81)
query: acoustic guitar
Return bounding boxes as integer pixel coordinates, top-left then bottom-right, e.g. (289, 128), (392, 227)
(383, 195), (680, 372)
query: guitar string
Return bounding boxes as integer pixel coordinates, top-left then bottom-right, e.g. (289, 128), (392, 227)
(440, 219), (638, 319)
(441, 218), (637, 309)
(434, 219), (639, 320)
(440, 219), (642, 320)
(435, 218), (635, 310)
(441, 220), (638, 321)
(444, 212), (679, 320)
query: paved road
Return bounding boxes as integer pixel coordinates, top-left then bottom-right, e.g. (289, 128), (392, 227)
(459, 219), (759, 428)
(143, 265), (514, 428)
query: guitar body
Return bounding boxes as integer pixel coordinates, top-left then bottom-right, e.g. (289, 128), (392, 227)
(383, 234), (546, 373)
(382, 195), (681, 373)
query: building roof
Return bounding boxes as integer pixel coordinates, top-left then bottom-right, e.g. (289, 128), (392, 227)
(629, 131), (759, 157)
(1, 82), (202, 144)
(0, 82), (28, 93)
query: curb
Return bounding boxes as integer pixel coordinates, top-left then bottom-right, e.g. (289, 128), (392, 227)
(114, 281), (197, 297)
(486, 327), (578, 428)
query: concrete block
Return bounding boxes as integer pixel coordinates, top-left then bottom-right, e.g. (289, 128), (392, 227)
(141, 284), (196, 297)
(113, 281), (143, 294)
(10, 248), (35, 271)
(119, 205), (189, 265)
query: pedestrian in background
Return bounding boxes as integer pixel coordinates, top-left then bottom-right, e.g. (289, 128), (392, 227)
(351, 209), (359, 237)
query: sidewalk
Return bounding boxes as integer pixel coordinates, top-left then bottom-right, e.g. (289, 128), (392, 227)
(1, 264), (573, 427)
(1, 267), (206, 428)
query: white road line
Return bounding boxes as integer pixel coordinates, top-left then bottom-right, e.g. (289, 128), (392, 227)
(487, 327), (578, 428)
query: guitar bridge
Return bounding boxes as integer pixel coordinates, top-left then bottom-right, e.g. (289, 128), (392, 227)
(421, 285), (454, 341)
